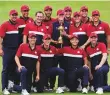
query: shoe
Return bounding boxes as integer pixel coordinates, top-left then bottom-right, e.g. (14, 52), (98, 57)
(82, 88), (88, 94)
(3, 88), (10, 95)
(21, 89), (30, 95)
(48, 87), (53, 92)
(33, 87), (37, 92)
(77, 78), (82, 91)
(90, 86), (95, 92)
(7, 80), (14, 90)
(61, 86), (70, 91)
(56, 87), (64, 93)
(96, 88), (103, 94)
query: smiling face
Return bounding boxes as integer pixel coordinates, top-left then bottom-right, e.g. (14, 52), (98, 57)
(90, 36), (98, 45)
(92, 14), (100, 22)
(43, 38), (51, 46)
(21, 10), (29, 18)
(10, 13), (18, 22)
(57, 14), (65, 23)
(70, 37), (79, 46)
(35, 12), (44, 23)
(74, 15), (81, 23)
(44, 9), (52, 18)
(28, 36), (36, 45)
(64, 10), (72, 19)
(80, 9), (88, 18)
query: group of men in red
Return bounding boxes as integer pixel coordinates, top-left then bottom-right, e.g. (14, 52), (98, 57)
(0, 4), (110, 95)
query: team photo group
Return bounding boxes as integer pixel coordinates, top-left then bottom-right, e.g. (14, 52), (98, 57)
(0, 4), (110, 95)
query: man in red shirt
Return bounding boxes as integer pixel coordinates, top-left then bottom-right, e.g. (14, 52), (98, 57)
(43, 6), (56, 31)
(86, 33), (109, 94)
(23, 11), (47, 45)
(69, 11), (88, 47)
(80, 6), (91, 24)
(17, 5), (34, 45)
(59, 34), (89, 93)
(14, 33), (40, 95)
(0, 9), (20, 95)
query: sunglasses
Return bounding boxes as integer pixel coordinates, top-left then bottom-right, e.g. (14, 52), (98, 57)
(12, 14), (18, 16)
(65, 10), (71, 12)
(92, 14), (99, 16)
(23, 10), (29, 12)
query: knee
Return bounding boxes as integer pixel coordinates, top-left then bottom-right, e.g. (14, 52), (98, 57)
(96, 68), (103, 74)
(21, 67), (27, 74)
(83, 67), (89, 72)
(59, 68), (65, 75)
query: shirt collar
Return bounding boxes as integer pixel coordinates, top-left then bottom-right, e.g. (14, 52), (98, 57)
(9, 19), (17, 25)
(42, 44), (50, 51)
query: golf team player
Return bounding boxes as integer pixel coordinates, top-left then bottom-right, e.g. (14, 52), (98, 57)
(0, 9), (20, 95)
(15, 33), (40, 95)
(69, 11), (88, 47)
(86, 33), (109, 94)
(23, 11), (47, 45)
(17, 5), (34, 45)
(37, 34), (65, 93)
(43, 6), (56, 31)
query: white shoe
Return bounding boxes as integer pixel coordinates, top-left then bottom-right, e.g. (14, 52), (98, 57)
(61, 86), (70, 91)
(21, 89), (30, 95)
(33, 87), (37, 92)
(82, 88), (88, 94)
(90, 86), (95, 92)
(56, 87), (64, 93)
(3, 88), (10, 95)
(8, 80), (14, 90)
(77, 78), (82, 91)
(96, 88), (103, 94)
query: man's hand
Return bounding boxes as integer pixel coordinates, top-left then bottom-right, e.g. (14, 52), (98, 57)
(18, 65), (24, 72)
(61, 31), (67, 36)
(35, 75), (40, 82)
(95, 64), (102, 70)
(83, 64), (89, 68)
(0, 48), (4, 56)
(80, 45), (86, 50)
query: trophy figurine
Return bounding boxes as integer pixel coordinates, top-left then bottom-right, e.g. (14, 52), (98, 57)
(58, 25), (64, 44)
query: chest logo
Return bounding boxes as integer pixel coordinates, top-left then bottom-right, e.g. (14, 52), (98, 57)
(70, 21), (73, 24)
(50, 50), (52, 53)
(79, 28), (82, 31)
(35, 51), (37, 54)
(99, 27), (102, 29)
(46, 26), (49, 29)
(41, 29), (44, 31)
(77, 51), (80, 53)
(96, 48), (99, 51)
(65, 27), (67, 29)
(29, 20), (31, 23)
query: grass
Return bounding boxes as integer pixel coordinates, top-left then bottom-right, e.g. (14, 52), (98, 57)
(0, 1), (110, 95)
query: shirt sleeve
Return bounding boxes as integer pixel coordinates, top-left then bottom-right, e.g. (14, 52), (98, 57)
(23, 23), (30, 36)
(82, 50), (87, 59)
(0, 22), (7, 38)
(100, 43), (107, 53)
(16, 44), (23, 57)
(48, 24), (53, 35)
(104, 23), (110, 35)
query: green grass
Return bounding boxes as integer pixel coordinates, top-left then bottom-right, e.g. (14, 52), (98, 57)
(0, 1), (110, 95)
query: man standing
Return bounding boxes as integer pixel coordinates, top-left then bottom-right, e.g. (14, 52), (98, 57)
(37, 34), (65, 93)
(17, 5), (34, 45)
(15, 33), (40, 95)
(0, 9), (20, 95)
(23, 11), (47, 45)
(59, 34), (89, 93)
(86, 33), (109, 94)
(64, 6), (74, 25)
(43, 6), (56, 31)
(69, 11), (88, 47)
(80, 6), (91, 24)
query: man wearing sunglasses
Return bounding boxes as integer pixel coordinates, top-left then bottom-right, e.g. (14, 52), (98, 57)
(0, 9), (20, 95)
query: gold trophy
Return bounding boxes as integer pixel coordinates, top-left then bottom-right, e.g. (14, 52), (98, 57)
(58, 25), (64, 44)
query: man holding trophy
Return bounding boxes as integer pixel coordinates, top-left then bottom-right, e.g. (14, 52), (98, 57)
(48, 9), (70, 90)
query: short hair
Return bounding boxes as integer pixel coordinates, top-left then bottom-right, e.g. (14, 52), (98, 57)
(35, 11), (44, 16)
